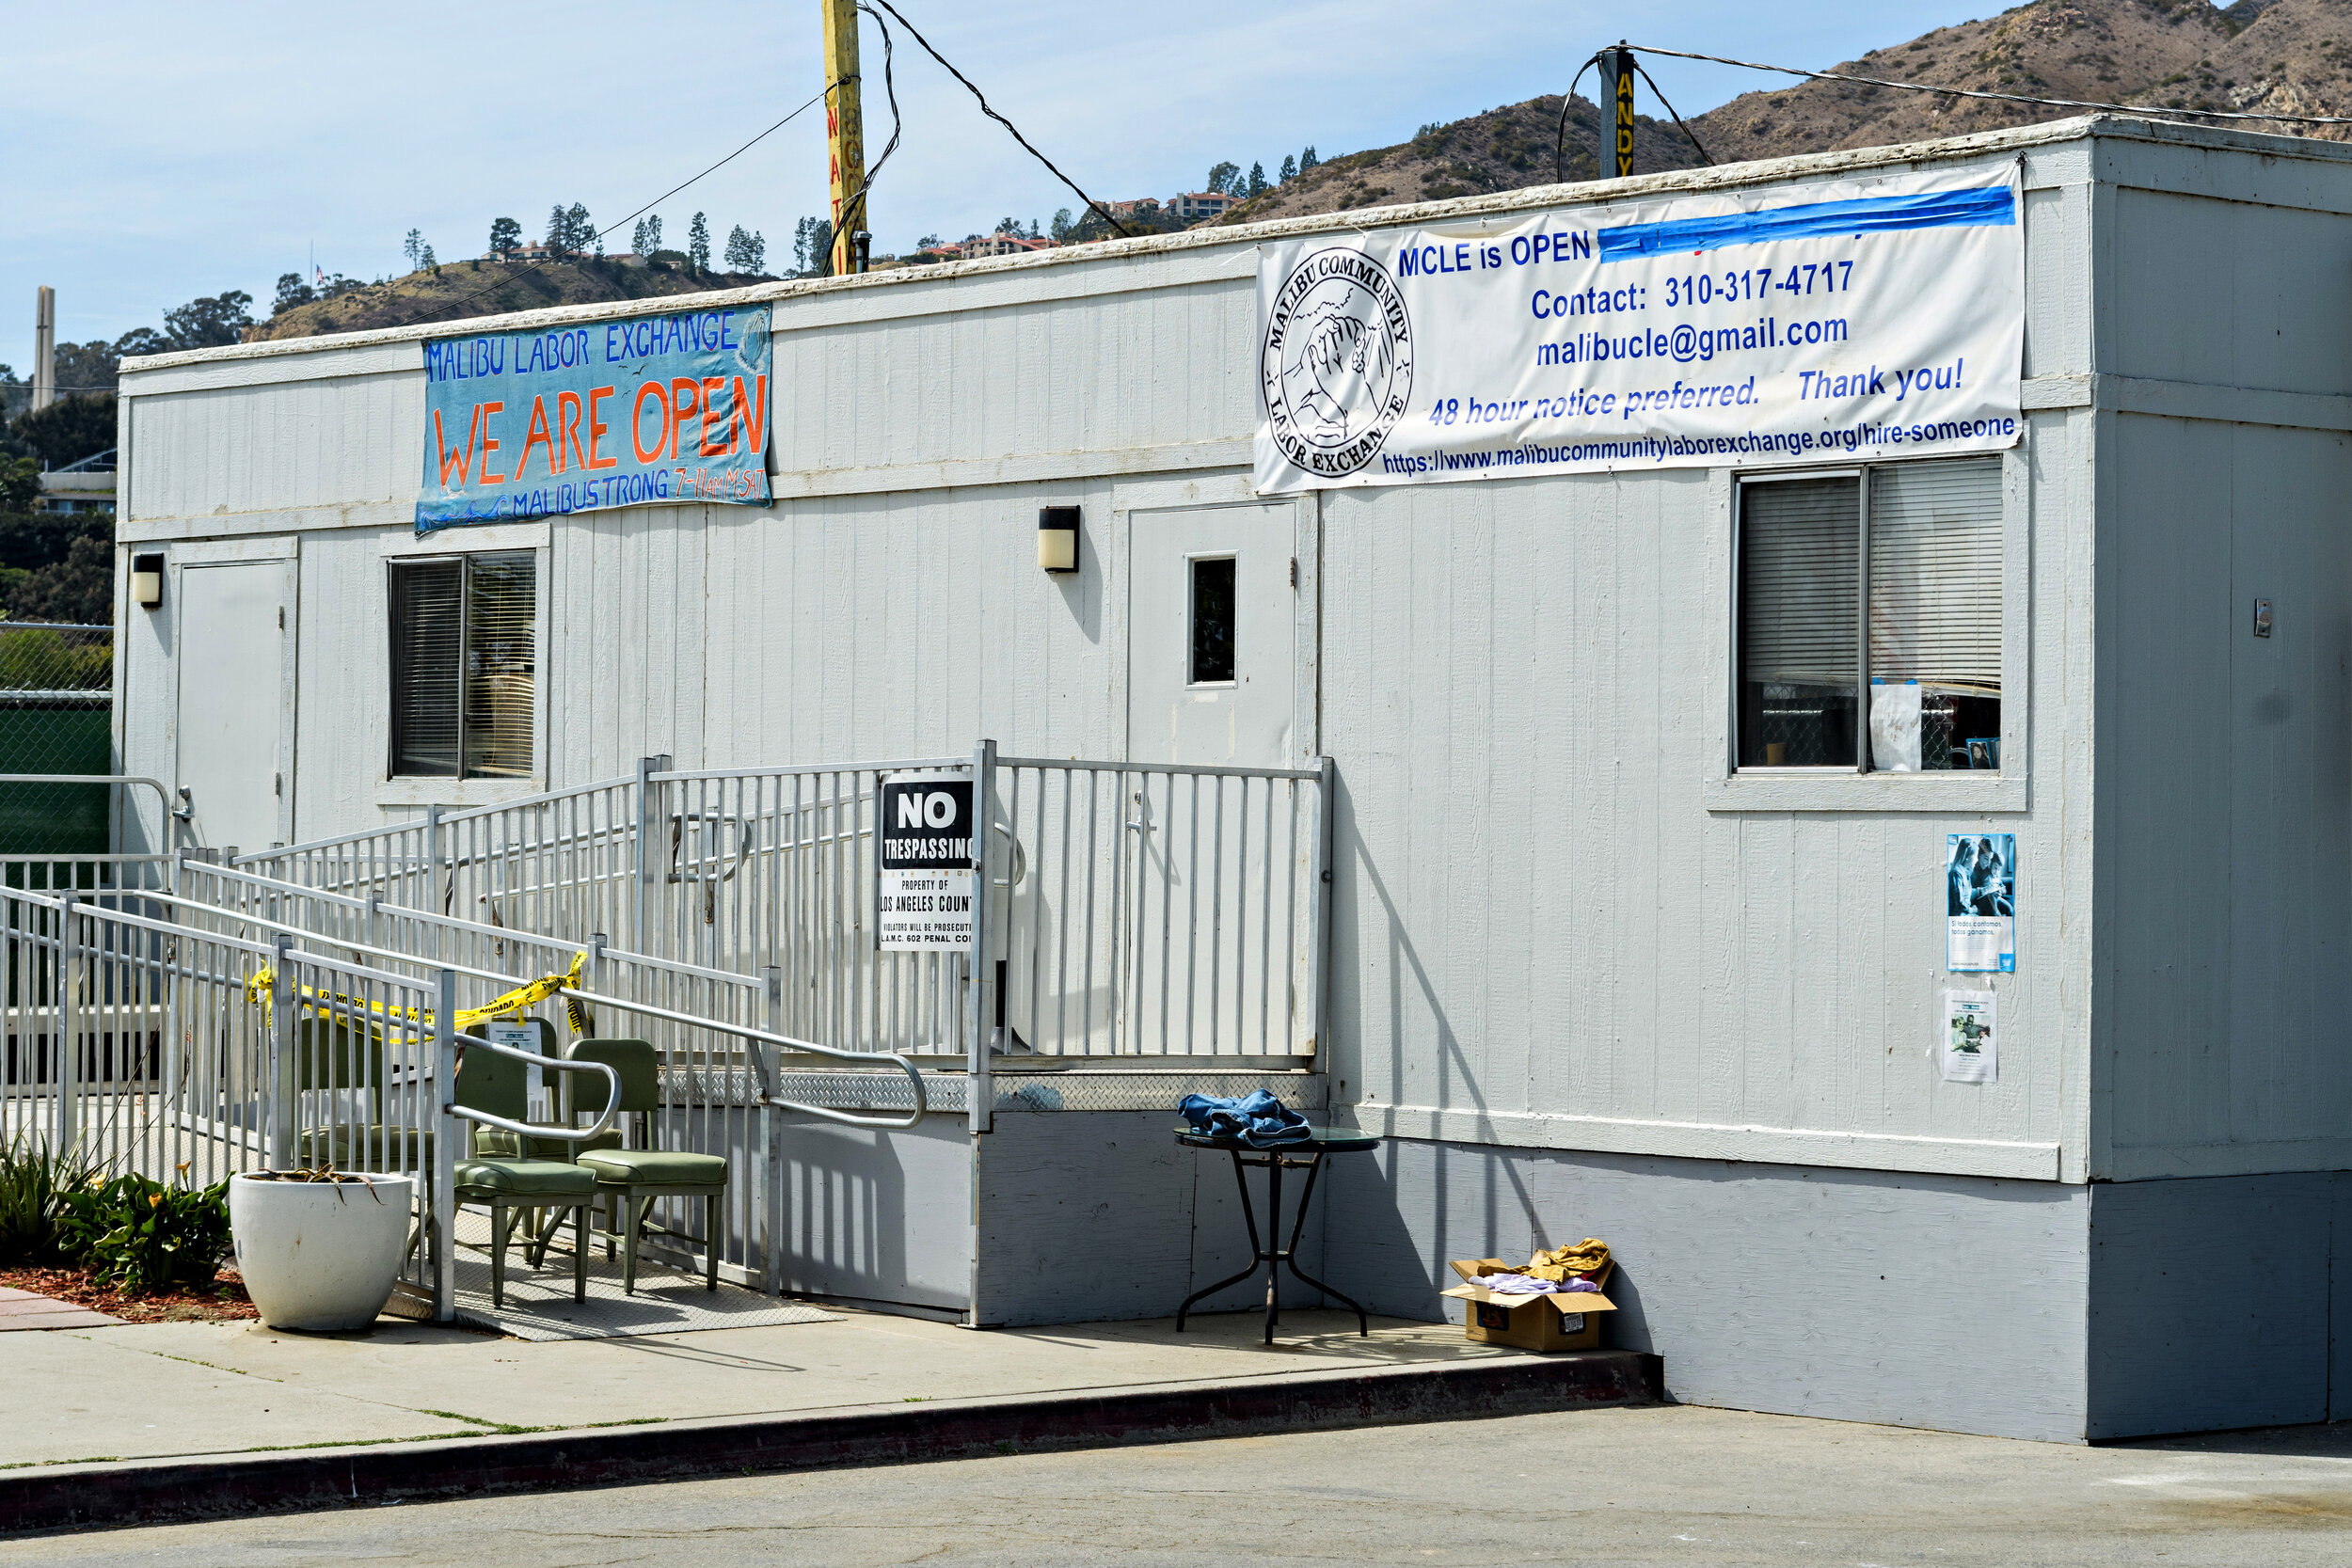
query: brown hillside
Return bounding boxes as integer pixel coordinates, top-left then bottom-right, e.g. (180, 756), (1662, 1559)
(1221, 0), (2352, 228)
(248, 257), (773, 341)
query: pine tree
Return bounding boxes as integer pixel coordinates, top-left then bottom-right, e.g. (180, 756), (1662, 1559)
(1247, 162), (1268, 197)
(1050, 208), (1074, 241)
(1300, 146), (1319, 174)
(1279, 154), (1298, 183)
(546, 204), (570, 256)
(745, 230), (765, 274)
(725, 224), (756, 271)
(566, 202), (593, 255)
(688, 212), (710, 271)
(488, 216), (521, 259)
(403, 229), (423, 271)
(421, 244), (437, 271)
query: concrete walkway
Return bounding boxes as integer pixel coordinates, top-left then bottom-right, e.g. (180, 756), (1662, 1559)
(0, 1307), (1658, 1531)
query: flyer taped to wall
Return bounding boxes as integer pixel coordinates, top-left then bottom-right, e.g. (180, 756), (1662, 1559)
(1940, 990), (1998, 1084)
(1947, 832), (2015, 972)
(1252, 166), (2023, 493)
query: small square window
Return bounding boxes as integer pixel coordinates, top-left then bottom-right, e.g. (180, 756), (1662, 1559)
(1737, 457), (2002, 773)
(1189, 556), (1236, 685)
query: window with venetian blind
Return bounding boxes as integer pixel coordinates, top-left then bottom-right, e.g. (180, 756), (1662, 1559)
(389, 552), (536, 780)
(1737, 457), (2002, 772)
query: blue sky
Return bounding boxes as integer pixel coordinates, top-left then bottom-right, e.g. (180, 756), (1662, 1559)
(4, 1), (2021, 372)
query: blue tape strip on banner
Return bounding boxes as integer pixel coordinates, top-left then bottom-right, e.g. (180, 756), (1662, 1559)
(1597, 185), (2016, 261)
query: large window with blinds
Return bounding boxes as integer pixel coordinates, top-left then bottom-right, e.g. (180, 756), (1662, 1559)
(1737, 457), (2002, 772)
(389, 552), (537, 780)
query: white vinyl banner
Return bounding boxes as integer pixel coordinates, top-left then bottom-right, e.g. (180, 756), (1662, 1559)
(1253, 166), (2024, 492)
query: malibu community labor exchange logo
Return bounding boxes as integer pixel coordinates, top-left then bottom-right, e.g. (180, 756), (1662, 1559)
(1261, 246), (1413, 478)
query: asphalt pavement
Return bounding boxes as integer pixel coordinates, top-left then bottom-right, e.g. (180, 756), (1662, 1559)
(10, 1403), (2351, 1566)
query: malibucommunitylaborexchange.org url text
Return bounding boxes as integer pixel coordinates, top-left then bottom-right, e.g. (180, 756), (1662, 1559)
(1378, 415), (2022, 476)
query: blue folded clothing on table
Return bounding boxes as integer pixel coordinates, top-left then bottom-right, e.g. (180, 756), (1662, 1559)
(1179, 1089), (1311, 1147)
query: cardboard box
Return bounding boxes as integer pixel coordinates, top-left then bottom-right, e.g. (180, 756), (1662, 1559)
(1441, 1257), (1617, 1353)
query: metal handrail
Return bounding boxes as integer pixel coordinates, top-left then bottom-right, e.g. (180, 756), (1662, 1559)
(178, 859), (765, 991)
(443, 1031), (620, 1144)
(994, 754), (1326, 782)
(103, 879), (930, 1128)
(0, 775), (173, 821)
(229, 773), (640, 862)
(648, 755), (966, 783)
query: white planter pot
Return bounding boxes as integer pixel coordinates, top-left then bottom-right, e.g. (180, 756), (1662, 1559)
(229, 1173), (416, 1332)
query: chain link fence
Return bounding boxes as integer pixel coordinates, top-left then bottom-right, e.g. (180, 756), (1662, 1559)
(0, 622), (113, 863)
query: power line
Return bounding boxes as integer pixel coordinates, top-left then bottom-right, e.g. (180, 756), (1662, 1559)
(836, 2), (907, 257)
(368, 78), (842, 334)
(1629, 41), (2352, 128)
(859, 0), (1129, 238)
(1631, 56), (1713, 166)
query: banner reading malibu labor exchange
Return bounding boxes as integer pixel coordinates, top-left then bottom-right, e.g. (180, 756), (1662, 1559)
(1253, 167), (2022, 493)
(417, 304), (771, 531)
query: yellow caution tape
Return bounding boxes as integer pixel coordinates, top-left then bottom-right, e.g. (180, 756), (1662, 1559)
(246, 950), (588, 1035)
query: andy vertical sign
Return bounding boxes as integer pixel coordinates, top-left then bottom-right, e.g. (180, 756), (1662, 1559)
(417, 305), (773, 532)
(878, 773), (977, 952)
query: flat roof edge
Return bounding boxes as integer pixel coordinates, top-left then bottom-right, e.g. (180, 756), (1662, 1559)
(117, 112), (2333, 379)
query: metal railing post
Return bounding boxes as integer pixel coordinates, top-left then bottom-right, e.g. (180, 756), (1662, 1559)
(424, 805), (444, 922)
(269, 933), (295, 1170)
(433, 966), (459, 1322)
(632, 756), (658, 954)
(762, 961), (784, 1297)
(966, 740), (995, 1138)
(1307, 756), (1336, 1072)
(56, 895), (80, 1151)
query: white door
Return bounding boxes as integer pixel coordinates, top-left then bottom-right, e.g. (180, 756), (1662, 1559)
(1128, 503), (1297, 767)
(175, 561), (292, 854)
(1114, 502), (1308, 1055)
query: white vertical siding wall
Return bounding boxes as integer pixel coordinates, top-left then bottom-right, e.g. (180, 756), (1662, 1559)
(124, 121), (2352, 1184)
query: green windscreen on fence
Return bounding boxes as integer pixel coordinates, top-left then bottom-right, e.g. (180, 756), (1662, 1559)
(0, 623), (114, 859)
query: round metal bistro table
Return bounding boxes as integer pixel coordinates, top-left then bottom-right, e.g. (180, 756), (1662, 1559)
(1173, 1126), (1381, 1345)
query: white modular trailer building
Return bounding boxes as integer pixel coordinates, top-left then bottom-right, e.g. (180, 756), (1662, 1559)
(114, 115), (2352, 1441)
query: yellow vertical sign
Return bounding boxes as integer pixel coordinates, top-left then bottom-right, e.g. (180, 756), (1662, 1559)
(823, 0), (866, 277)
(1613, 49), (1635, 179)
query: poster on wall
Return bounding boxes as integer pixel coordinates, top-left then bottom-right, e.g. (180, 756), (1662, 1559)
(877, 773), (977, 952)
(416, 304), (772, 532)
(1947, 832), (2016, 973)
(1252, 166), (2023, 493)
(1940, 990), (1998, 1084)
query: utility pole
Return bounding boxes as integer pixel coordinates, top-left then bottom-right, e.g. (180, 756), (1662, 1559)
(32, 286), (56, 413)
(1609, 44), (1636, 179)
(823, 0), (866, 277)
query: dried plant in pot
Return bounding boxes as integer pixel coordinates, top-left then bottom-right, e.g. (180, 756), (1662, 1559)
(228, 1166), (416, 1332)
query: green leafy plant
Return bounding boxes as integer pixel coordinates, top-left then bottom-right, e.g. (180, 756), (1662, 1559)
(0, 1134), (103, 1267)
(64, 1170), (232, 1293)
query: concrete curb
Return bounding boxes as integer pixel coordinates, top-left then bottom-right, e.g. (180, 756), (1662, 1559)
(2, 1349), (1661, 1535)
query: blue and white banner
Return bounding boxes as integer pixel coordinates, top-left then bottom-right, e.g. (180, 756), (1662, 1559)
(417, 304), (772, 532)
(1253, 167), (2024, 492)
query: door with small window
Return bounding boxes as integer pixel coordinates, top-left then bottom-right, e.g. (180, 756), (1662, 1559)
(1737, 457), (2003, 774)
(1113, 503), (1305, 1054)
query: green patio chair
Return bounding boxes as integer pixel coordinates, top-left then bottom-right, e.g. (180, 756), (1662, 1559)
(449, 1028), (600, 1308)
(560, 1037), (728, 1295)
(291, 1016), (432, 1174)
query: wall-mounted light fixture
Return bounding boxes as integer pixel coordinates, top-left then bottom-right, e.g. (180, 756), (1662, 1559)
(1038, 506), (1080, 574)
(131, 552), (165, 610)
